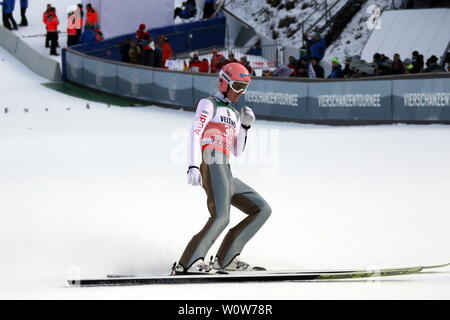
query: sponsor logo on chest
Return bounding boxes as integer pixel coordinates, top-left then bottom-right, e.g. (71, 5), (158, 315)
(220, 115), (236, 128)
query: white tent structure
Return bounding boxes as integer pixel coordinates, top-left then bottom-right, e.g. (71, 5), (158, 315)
(361, 9), (450, 63)
(81, 0), (174, 39)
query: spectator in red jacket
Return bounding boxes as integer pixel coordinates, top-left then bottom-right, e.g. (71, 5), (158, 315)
(216, 55), (229, 71)
(210, 48), (224, 73)
(45, 7), (59, 55)
(85, 3), (98, 27)
(136, 24), (149, 40)
(94, 27), (104, 41)
(199, 58), (209, 73)
(189, 51), (202, 72)
(158, 35), (173, 68)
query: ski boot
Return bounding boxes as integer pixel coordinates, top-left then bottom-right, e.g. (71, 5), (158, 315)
(171, 258), (224, 275)
(212, 255), (266, 272)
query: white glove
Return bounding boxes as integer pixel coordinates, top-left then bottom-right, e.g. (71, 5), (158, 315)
(240, 106), (255, 127)
(187, 167), (202, 186)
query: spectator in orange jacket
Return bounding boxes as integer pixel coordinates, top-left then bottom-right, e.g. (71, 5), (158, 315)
(85, 3), (98, 27)
(45, 7), (59, 55)
(158, 35), (173, 68)
(67, 6), (79, 47)
(76, 4), (84, 42)
(43, 4), (52, 47)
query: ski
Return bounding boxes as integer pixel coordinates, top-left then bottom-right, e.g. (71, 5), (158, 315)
(67, 262), (449, 287)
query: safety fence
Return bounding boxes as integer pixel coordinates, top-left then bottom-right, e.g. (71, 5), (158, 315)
(0, 26), (61, 81)
(63, 47), (450, 124)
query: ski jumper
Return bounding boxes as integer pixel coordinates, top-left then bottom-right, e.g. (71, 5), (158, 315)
(179, 92), (271, 269)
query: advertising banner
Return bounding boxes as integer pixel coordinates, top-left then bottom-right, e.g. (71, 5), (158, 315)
(82, 57), (118, 94)
(393, 78), (450, 121)
(308, 80), (392, 121)
(117, 65), (154, 101)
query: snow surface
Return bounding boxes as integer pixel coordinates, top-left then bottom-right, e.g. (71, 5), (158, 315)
(1, 0), (450, 299)
(1, 44), (450, 299)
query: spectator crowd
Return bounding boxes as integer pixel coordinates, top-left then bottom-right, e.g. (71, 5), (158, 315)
(1, 1), (104, 56)
(4, 1), (448, 77)
(180, 48), (254, 75)
(264, 32), (449, 78)
(119, 24), (173, 69)
(42, 3), (103, 56)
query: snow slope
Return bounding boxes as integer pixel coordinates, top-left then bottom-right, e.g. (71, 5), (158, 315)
(324, 0), (392, 68)
(1, 44), (450, 299)
(226, 0), (348, 46)
(1, 0), (450, 300)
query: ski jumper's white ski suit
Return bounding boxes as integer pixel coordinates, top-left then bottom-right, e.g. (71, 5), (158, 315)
(179, 92), (271, 269)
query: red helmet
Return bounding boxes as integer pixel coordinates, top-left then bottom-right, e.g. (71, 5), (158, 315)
(218, 62), (251, 94)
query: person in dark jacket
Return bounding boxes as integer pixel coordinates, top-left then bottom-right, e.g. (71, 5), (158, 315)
(203, 0), (216, 19)
(328, 57), (343, 78)
(174, 0), (196, 20)
(296, 58), (309, 78)
(310, 57), (324, 78)
(128, 41), (141, 64)
(303, 32), (326, 61)
(424, 55), (445, 73)
(411, 51), (424, 73)
(239, 56), (254, 76)
(342, 57), (353, 78)
(120, 40), (132, 63)
(1, 0), (18, 30)
(139, 36), (155, 66)
(153, 39), (163, 68)
(19, 0), (27, 26)
(391, 53), (404, 75)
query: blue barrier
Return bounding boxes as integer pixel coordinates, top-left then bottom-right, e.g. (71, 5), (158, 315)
(70, 16), (226, 63)
(63, 48), (450, 124)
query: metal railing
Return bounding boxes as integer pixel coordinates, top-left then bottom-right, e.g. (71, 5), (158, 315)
(217, 44), (278, 69)
(299, 0), (349, 36)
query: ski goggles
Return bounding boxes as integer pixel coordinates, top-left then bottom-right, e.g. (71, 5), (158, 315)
(229, 80), (250, 94)
(220, 70), (250, 94)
